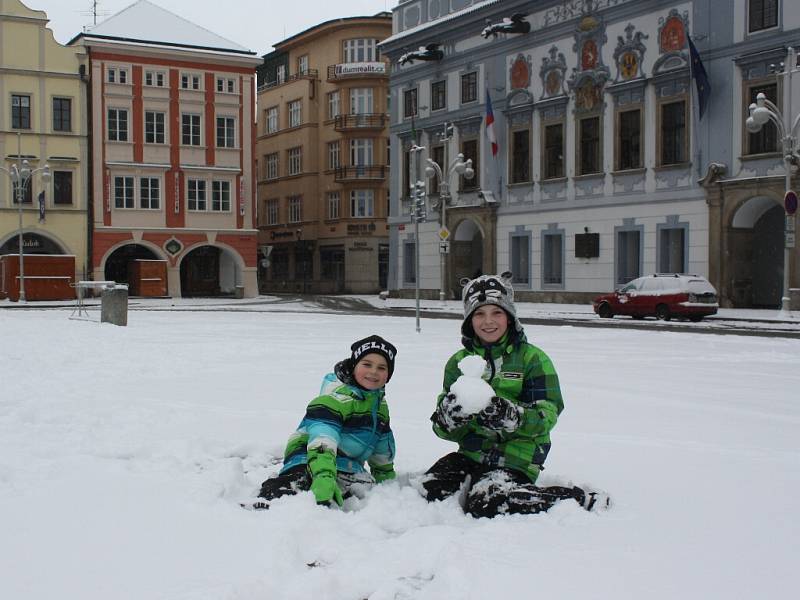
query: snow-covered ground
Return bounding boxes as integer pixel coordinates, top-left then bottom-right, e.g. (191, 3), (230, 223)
(1, 309), (798, 600)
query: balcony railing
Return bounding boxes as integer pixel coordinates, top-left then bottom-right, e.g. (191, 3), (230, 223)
(258, 69), (318, 92)
(334, 113), (387, 131)
(334, 165), (387, 182)
(327, 62), (387, 80)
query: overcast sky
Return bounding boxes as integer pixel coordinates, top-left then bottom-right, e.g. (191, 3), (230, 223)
(27, 0), (395, 56)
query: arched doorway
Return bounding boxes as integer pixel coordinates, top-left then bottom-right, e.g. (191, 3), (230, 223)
(0, 232), (66, 255)
(730, 196), (783, 308)
(104, 244), (159, 285)
(451, 219), (484, 296)
(180, 245), (240, 297)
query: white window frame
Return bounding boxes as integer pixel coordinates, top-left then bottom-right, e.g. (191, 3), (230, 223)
(328, 142), (340, 170)
(266, 106), (278, 134)
(144, 70), (165, 87)
(298, 55), (309, 74)
(350, 139), (373, 166)
(288, 195), (302, 223)
(288, 100), (301, 128)
(343, 38), (380, 63)
(107, 108), (128, 142)
(350, 189), (375, 218)
(350, 88), (374, 114)
(139, 177), (161, 210)
(328, 91), (340, 119)
(266, 153), (279, 179)
(211, 180), (231, 212)
(266, 199), (279, 225)
(145, 110), (165, 144)
(327, 191), (340, 220)
(216, 116), (236, 148)
(187, 179), (207, 211)
(182, 113), (201, 146)
(181, 73), (201, 90)
(288, 147), (302, 176)
(114, 176), (134, 209)
(276, 64), (286, 84)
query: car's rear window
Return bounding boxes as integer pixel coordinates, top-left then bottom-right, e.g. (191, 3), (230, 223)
(687, 279), (715, 294)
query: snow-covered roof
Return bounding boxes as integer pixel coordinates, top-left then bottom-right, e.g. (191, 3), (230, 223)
(380, 0), (500, 48)
(71, 0), (254, 56)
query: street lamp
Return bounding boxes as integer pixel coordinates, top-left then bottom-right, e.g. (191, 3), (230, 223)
(0, 140), (51, 303)
(425, 122), (474, 302)
(745, 46), (800, 314)
(409, 143), (426, 332)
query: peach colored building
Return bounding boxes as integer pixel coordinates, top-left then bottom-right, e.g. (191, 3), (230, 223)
(70, 0), (261, 297)
(256, 14), (392, 294)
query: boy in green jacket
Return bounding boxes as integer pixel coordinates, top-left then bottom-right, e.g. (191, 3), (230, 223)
(422, 272), (608, 517)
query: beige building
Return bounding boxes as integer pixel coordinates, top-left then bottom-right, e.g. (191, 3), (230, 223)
(0, 0), (89, 288)
(256, 14), (392, 294)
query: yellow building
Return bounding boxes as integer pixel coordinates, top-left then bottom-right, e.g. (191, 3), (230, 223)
(0, 0), (89, 290)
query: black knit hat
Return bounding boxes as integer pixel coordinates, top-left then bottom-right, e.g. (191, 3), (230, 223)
(335, 335), (398, 384)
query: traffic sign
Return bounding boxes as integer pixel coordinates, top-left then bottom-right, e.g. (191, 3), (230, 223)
(785, 190), (798, 215)
(787, 232), (796, 248)
(438, 226), (450, 241)
(439, 241), (450, 254)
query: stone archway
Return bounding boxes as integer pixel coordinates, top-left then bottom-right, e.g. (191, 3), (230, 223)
(729, 196), (784, 308)
(104, 243), (159, 285)
(451, 218), (484, 296)
(0, 231), (67, 255)
(179, 244), (242, 297)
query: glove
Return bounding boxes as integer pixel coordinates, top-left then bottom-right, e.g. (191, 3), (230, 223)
(477, 396), (523, 432)
(370, 462), (396, 483)
(431, 392), (472, 432)
(307, 448), (343, 506)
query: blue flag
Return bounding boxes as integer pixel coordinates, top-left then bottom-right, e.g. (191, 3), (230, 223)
(688, 36), (711, 120)
(38, 190), (45, 223)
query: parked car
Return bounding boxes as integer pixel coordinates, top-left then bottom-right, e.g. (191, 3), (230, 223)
(592, 274), (719, 321)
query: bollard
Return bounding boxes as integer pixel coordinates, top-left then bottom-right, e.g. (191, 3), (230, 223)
(101, 285), (129, 326)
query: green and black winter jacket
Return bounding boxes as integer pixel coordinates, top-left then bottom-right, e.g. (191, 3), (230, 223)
(432, 332), (564, 482)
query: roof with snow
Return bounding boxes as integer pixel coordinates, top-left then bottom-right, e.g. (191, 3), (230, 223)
(68, 0), (254, 56)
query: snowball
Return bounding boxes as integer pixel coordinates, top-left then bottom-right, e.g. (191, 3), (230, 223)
(450, 356), (494, 414)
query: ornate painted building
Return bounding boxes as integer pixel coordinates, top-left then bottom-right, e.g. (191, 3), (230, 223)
(0, 0), (89, 291)
(70, 0), (261, 298)
(256, 14), (393, 294)
(382, 0), (800, 308)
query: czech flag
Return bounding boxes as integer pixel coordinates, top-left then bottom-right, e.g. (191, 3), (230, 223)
(485, 88), (498, 157)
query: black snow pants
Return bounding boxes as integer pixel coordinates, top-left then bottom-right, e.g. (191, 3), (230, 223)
(253, 465), (372, 509)
(421, 452), (588, 518)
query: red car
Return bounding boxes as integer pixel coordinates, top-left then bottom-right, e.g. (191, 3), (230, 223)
(593, 274), (719, 321)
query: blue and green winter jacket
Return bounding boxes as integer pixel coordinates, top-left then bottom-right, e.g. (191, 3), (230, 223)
(280, 373), (396, 480)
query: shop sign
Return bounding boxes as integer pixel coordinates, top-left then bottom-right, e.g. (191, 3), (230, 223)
(335, 62), (385, 76)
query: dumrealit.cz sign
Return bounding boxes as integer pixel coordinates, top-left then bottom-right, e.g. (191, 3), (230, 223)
(334, 62), (386, 76)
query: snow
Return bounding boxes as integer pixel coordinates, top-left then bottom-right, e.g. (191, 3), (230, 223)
(1, 305), (799, 599)
(449, 355), (494, 413)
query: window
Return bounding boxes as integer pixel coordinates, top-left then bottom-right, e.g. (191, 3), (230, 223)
(748, 0), (778, 32)
(266, 199), (279, 225)
(617, 109), (642, 170)
(144, 71), (165, 87)
(140, 177), (160, 209)
(212, 181), (231, 212)
(12, 95), (31, 129)
(181, 74), (201, 90)
(288, 100), (301, 128)
(217, 77), (236, 93)
(350, 139), (373, 167)
(107, 108), (128, 141)
(350, 88), (374, 114)
(114, 176), (134, 209)
(182, 114), (201, 146)
(288, 147), (302, 175)
(327, 192), (340, 219)
(461, 72), (478, 104)
(543, 123), (565, 179)
(328, 142), (340, 170)
(266, 153), (279, 179)
(659, 100), (687, 165)
(216, 116), (235, 148)
(578, 116), (601, 175)
(52, 98), (71, 132)
(746, 83), (779, 155)
(351, 189), (375, 217)
(187, 179), (207, 211)
(511, 234), (530, 285)
(266, 106), (278, 134)
(403, 241), (416, 284)
(145, 111), (165, 144)
(542, 233), (563, 286)
(107, 68), (116, 83)
(53, 171), (73, 205)
(430, 145), (444, 195)
(328, 92), (340, 119)
(460, 139), (479, 190)
(276, 64), (286, 84)
(288, 195), (302, 223)
(343, 38), (380, 63)
(616, 229), (641, 284)
(658, 227), (686, 273)
(403, 146), (411, 198)
(432, 80), (447, 111)
(403, 88), (417, 118)
(511, 129), (530, 183)
(298, 55), (309, 74)
(107, 68), (127, 83)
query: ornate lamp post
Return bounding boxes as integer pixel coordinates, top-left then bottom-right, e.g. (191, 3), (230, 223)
(745, 46), (800, 314)
(424, 122), (474, 302)
(0, 138), (51, 303)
